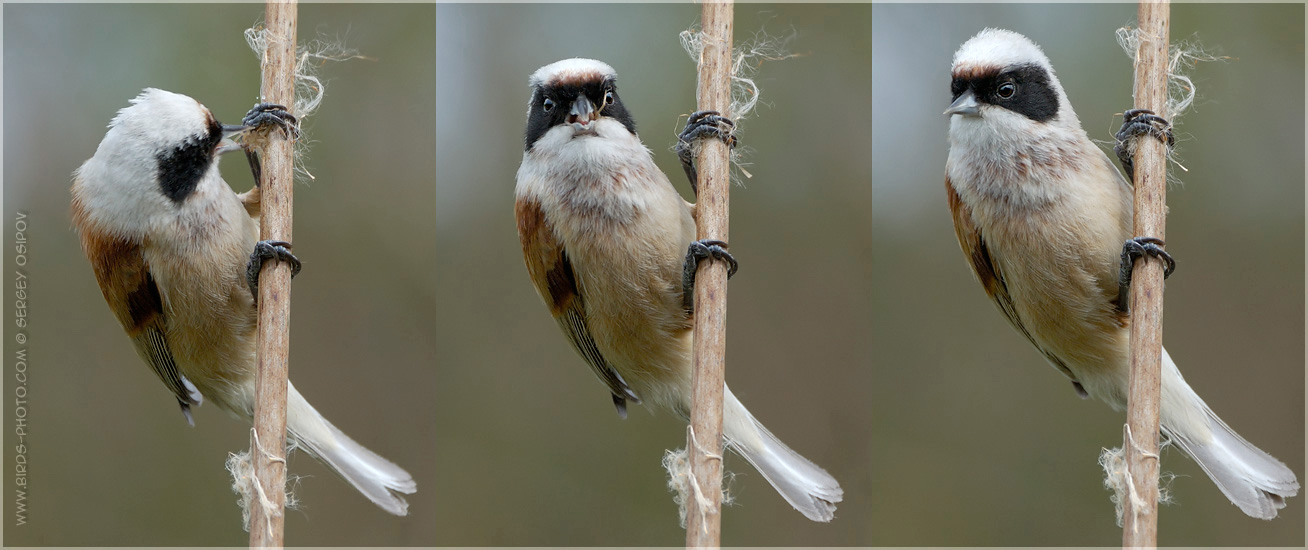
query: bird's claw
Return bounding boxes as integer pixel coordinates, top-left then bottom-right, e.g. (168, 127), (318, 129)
(676, 110), (738, 195)
(242, 102), (300, 139)
(1116, 236), (1175, 313)
(681, 239), (739, 312)
(246, 240), (302, 298)
(1114, 109), (1174, 182)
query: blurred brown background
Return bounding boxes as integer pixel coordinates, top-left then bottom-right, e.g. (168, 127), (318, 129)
(4, 4), (435, 546)
(873, 3), (1304, 547)
(436, 3), (872, 546)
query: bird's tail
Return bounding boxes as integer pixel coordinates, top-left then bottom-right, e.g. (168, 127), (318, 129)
(1160, 348), (1298, 519)
(285, 382), (417, 515)
(721, 385), (843, 522)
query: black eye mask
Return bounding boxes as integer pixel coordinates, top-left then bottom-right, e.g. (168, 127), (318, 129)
(952, 63), (1060, 123)
(525, 78), (638, 151)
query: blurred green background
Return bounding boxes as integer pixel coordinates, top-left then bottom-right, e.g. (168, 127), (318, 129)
(4, 4), (435, 546)
(873, 3), (1304, 547)
(436, 3), (872, 546)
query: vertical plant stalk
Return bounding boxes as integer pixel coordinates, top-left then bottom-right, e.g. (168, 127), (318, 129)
(1123, 1), (1169, 548)
(250, 0), (297, 547)
(686, 1), (733, 548)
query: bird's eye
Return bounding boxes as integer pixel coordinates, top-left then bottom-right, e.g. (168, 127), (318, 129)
(543, 98), (555, 112)
(604, 90), (615, 107)
(997, 82), (1016, 99)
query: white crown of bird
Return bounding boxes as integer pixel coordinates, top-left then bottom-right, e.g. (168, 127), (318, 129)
(529, 58), (616, 88)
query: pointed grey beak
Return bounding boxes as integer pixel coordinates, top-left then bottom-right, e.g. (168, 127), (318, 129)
(568, 96), (597, 126)
(945, 90), (980, 117)
(217, 124), (250, 155)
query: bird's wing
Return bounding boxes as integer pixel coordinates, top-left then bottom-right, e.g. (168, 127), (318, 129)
(515, 196), (641, 417)
(946, 177), (1085, 396)
(72, 196), (203, 423)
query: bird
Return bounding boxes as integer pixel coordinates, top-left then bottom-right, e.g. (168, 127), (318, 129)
(944, 28), (1298, 519)
(71, 88), (416, 515)
(514, 58), (843, 522)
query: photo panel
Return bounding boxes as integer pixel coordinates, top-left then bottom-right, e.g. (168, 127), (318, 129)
(3, 3), (437, 546)
(435, 3), (872, 546)
(872, 3), (1303, 546)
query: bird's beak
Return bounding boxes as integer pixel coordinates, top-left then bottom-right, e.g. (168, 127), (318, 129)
(221, 124), (250, 138)
(217, 124), (250, 155)
(945, 90), (981, 117)
(568, 96), (598, 127)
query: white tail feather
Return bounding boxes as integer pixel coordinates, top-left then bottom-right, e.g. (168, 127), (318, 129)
(721, 385), (843, 522)
(1160, 348), (1299, 519)
(286, 382), (417, 515)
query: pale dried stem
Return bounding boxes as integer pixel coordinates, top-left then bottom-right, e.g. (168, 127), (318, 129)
(685, 1), (733, 548)
(1122, 1), (1169, 548)
(249, 0), (297, 548)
